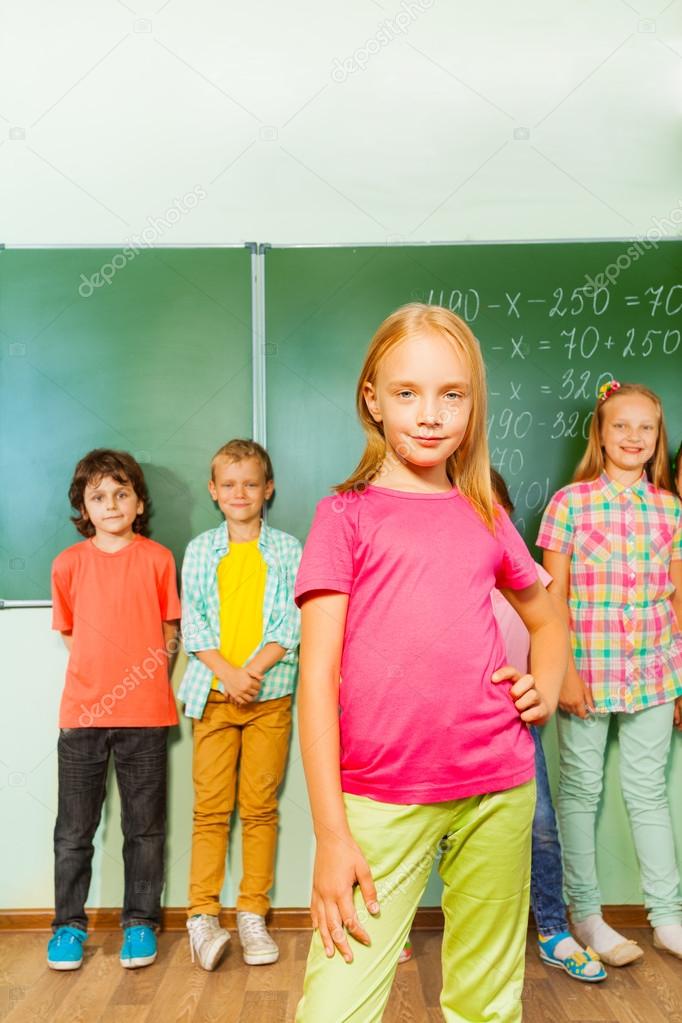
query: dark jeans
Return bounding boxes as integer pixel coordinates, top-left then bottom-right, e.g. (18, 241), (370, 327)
(53, 726), (168, 933)
(530, 725), (569, 935)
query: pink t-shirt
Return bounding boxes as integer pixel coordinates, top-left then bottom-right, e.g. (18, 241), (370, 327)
(295, 484), (538, 804)
(491, 564), (552, 673)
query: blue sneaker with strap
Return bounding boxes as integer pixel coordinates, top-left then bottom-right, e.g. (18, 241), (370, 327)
(120, 925), (158, 969)
(47, 926), (88, 970)
(538, 930), (607, 982)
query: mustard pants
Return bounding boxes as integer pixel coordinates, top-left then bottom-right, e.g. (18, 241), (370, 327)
(188, 691), (292, 917)
(296, 780), (535, 1023)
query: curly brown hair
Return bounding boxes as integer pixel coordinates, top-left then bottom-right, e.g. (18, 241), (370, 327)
(68, 449), (151, 537)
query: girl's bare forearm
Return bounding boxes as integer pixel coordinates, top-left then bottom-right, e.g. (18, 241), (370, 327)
(528, 617), (568, 713)
(299, 673), (351, 842)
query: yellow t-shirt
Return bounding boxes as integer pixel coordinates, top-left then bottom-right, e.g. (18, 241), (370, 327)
(211, 538), (267, 691)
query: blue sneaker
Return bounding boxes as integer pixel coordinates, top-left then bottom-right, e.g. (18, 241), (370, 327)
(47, 926), (88, 970)
(120, 925), (158, 969)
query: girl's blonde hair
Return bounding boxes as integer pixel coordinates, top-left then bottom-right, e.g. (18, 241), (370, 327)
(335, 303), (495, 529)
(574, 382), (673, 490)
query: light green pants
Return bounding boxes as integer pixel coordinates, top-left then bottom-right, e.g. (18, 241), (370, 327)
(557, 701), (682, 927)
(295, 781), (535, 1023)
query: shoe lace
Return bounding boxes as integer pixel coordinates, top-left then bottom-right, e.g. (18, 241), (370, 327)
(239, 914), (267, 941)
(55, 928), (85, 948)
(125, 926), (148, 948)
(187, 917), (218, 964)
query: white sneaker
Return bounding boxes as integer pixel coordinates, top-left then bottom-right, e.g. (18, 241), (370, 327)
(186, 914), (230, 971)
(236, 911), (279, 965)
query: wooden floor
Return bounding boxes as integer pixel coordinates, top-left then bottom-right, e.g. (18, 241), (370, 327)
(1, 928), (681, 1022)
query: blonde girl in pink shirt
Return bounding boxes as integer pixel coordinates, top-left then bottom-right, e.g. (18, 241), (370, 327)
(294, 304), (567, 1023)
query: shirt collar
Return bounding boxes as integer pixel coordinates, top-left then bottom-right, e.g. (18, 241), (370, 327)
(598, 470), (649, 502)
(211, 518), (273, 553)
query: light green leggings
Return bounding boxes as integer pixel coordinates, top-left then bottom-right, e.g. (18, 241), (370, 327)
(557, 701), (682, 927)
(295, 780), (535, 1023)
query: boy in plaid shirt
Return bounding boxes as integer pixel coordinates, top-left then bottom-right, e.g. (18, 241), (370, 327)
(180, 440), (301, 971)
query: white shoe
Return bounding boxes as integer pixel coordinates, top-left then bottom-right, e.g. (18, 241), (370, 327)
(186, 914), (230, 971)
(236, 911), (279, 965)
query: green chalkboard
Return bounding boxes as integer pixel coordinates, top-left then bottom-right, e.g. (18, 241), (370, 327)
(264, 242), (682, 544)
(0, 248), (252, 599)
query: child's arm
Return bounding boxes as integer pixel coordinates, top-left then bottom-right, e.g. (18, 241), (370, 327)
(493, 579), (567, 724)
(671, 560), (682, 730)
(254, 540), (303, 675)
(246, 642), (287, 676)
(181, 540), (262, 705)
(195, 649), (263, 705)
(163, 620), (179, 672)
(671, 559), (682, 632)
(299, 591), (379, 963)
(542, 549), (596, 718)
(60, 632), (73, 652)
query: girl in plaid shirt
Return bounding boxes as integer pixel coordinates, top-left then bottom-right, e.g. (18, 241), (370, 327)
(538, 381), (682, 966)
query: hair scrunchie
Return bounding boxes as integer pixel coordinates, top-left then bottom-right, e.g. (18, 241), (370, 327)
(598, 379), (621, 402)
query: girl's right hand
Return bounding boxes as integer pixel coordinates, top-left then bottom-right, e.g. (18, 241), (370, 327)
(311, 834), (380, 963)
(559, 669), (595, 718)
(674, 696), (682, 731)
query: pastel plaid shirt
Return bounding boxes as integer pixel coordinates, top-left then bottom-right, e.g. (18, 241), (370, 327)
(537, 472), (682, 713)
(178, 520), (302, 719)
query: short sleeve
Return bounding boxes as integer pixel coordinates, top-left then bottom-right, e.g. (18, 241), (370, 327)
(158, 547), (181, 621)
(295, 496), (356, 606)
(51, 552), (74, 631)
(495, 509), (538, 591)
(537, 488), (574, 555)
(537, 563), (553, 588)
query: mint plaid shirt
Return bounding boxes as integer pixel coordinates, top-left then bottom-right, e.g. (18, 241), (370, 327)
(537, 472), (682, 713)
(178, 520), (302, 719)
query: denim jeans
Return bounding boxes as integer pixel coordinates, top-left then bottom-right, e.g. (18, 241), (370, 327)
(530, 725), (569, 935)
(53, 726), (168, 933)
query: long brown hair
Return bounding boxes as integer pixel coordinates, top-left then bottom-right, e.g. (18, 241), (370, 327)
(335, 303), (495, 529)
(573, 383), (672, 490)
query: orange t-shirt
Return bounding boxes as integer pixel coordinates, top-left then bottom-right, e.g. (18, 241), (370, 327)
(51, 535), (181, 728)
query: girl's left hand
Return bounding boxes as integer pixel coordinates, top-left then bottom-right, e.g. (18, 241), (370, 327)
(674, 697), (682, 731)
(492, 665), (552, 726)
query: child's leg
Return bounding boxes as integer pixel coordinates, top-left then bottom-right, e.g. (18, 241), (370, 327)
(236, 696), (292, 915)
(438, 780), (535, 1023)
(555, 710), (611, 921)
(529, 727), (569, 935)
(618, 702), (682, 927)
(52, 728), (110, 932)
(295, 795), (451, 1023)
(188, 693), (241, 917)
(112, 727), (168, 929)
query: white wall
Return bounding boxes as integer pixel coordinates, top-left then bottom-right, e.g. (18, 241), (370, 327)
(1, 0), (680, 246)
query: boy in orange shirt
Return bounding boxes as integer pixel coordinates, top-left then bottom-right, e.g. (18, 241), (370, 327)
(48, 449), (180, 972)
